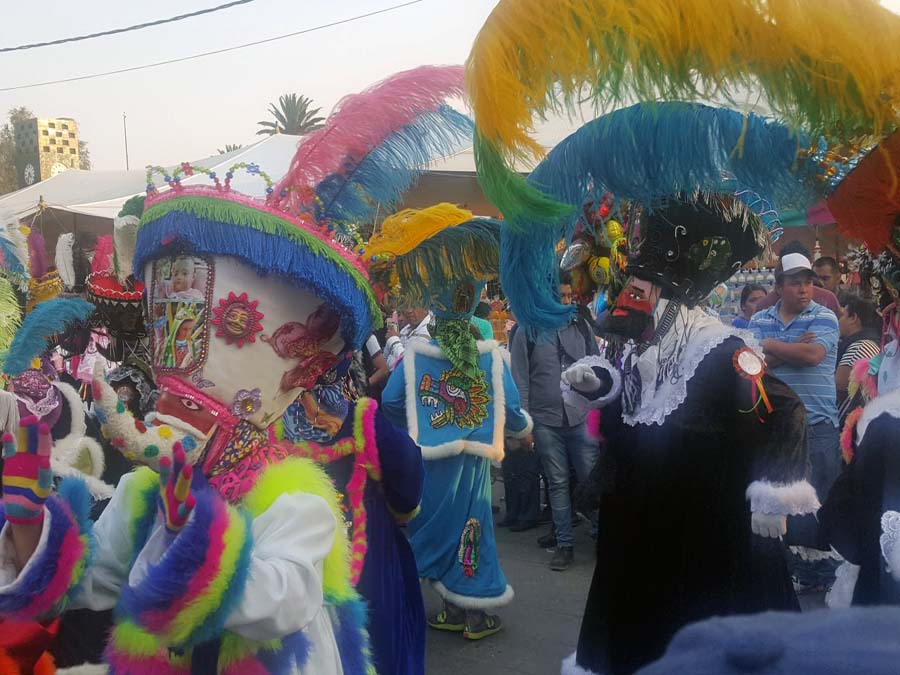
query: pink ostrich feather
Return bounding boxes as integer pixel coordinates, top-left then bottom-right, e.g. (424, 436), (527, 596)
(273, 64), (465, 210)
(91, 235), (115, 274)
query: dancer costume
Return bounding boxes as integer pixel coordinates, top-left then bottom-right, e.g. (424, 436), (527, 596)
(375, 205), (532, 610)
(466, 1), (900, 671)
(270, 66), (474, 675)
(818, 130), (900, 607)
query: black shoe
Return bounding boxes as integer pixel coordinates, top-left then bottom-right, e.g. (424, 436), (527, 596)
(509, 520), (538, 532)
(537, 530), (557, 549)
(550, 546), (574, 571)
(497, 517), (516, 527)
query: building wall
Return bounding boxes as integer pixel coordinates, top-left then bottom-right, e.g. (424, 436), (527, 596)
(13, 117), (80, 187)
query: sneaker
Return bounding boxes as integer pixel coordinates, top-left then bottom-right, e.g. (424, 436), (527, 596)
(509, 520), (538, 532)
(537, 530), (557, 549)
(427, 603), (466, 632)
(550, 546), (574, 571)
(463, 612), (503, 640)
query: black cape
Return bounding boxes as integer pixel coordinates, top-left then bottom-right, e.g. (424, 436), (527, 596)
(576, 337), (809, 675)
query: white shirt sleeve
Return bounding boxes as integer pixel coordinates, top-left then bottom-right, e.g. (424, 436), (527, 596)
(365, 335), (382, 357)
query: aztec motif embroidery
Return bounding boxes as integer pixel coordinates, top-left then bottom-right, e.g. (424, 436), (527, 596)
(211, 291), (264, 347)
(458, 518), (481, 577)
(418, 368), (489, 430)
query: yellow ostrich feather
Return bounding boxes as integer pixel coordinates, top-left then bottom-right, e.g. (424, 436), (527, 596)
(466, 0), (900, 164)
(368, 203), (474, 258)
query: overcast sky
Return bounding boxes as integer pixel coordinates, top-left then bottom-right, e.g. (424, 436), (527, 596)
(2, 0), (899, 172)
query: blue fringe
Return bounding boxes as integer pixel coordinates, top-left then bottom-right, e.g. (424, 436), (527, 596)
(316, 106), (473, 225)
(0, 478), (92, 618)
(135, 213), (376, 350)
(3, 297), (95, 376)
(503, 102), (818, 332)
(329, 594), (372, 675)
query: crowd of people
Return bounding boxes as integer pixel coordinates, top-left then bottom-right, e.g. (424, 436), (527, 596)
(1, 1), (900, 674)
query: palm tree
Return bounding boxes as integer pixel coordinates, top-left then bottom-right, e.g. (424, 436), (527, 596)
(217, 143), (243, 154)
(256, 94), (325, 136)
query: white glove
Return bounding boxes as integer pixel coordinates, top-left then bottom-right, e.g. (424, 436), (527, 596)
(751, 512), (787, 539)
(562, 363), (603, 393)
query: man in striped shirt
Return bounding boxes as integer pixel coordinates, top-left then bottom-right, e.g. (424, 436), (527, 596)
(749, 252), (841, 590)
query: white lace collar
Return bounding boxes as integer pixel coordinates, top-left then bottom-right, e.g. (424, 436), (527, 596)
(622, 304), (760, 427)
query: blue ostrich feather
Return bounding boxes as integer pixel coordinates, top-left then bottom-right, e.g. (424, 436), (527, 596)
(3, 297), (94, 376)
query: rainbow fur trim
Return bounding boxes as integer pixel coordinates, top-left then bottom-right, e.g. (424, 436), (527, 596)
(135, 191), (379, 350)
(841, 406), (864, 465)
(241, 457), (376, 675)
(291, 398), (383, 586)
(0, 478), (93, 620)
(849, 356), (880, 403)
(114, 473), (253, 650)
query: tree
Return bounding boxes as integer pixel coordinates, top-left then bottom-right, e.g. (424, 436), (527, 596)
(217, 143), (243, 154)
(78, 140), (91, 170)
(0, 106), (34, 195)
(256, 94), (324, 136)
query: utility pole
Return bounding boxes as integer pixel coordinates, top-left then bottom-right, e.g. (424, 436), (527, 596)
(123, 113), (130, 170)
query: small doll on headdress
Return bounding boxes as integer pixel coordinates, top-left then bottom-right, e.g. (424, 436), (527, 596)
(157, 256), (206, 301)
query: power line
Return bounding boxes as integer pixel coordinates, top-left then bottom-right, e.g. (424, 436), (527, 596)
(0, 0), (424, 92)
(0, 0), (258, 53)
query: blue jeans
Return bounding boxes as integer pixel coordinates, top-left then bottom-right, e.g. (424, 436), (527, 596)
(533, 421), (598, 548)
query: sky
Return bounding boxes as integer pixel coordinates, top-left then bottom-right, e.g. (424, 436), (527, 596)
(0, 0), (498, 170)
(1, 0), (899, 172)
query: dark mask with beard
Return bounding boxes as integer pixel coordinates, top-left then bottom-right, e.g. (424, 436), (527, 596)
(602, 292), (655, 341)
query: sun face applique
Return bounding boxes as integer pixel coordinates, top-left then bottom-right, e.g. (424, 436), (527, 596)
(211, 291), (264, 347)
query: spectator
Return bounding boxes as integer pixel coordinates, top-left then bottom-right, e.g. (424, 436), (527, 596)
(509, 274), (600, 571)
(384, 306), (431, 370)
(757, 242), (841, 314)
(749, 252), (841, 592)
(836, 293), (882, 424)
(732, 283), (767, 329)
(361, 334), (390, 400)
(814, 256), (842, 294)
(471, 301), (495, 340)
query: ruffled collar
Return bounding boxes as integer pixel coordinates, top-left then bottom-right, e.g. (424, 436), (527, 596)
(621, 301), (760, 426)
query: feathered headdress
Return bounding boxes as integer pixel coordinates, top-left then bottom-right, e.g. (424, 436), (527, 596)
(137, 65), (472, 349)
(2, 297), (95, 376)
(368, 203), (501, 314)
(500, 103), (821, 330)
(0, 216), (30, 291)
(0, 276), (21, 361)
(465, 0), (900, 224)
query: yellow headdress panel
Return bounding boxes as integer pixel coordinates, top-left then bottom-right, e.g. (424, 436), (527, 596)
(368, 203), (474, 258)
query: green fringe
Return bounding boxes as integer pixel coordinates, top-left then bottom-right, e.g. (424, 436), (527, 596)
(140, 195), (380, 322)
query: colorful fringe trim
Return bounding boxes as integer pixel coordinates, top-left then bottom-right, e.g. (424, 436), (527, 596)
(841, 406), (864, 465)
(116, 478), (253, 649)
(136, 193), (379, 349)
(290, 398), (383, 585)
(0, 478), (93, 621)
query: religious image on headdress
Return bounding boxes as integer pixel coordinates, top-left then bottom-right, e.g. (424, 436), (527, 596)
(150, 256), (211, 371)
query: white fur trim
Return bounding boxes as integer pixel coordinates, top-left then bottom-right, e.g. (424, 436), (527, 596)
(746, 480), (820, 516)
(856, 388), (900, 447)
(561, 356), (622, 415)
(561, 652), (602, 675)
(881, 510), (900, 582)
(57, 665), (109, 675)
(404, 339), (509, 462)
(508, 410), (534, 439)
(432, 580), (514, 609)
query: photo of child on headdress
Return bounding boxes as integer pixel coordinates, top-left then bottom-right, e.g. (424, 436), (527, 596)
(155, 256), (207, 301)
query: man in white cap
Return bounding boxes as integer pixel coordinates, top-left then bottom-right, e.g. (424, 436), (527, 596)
(749, 251), (841, 592)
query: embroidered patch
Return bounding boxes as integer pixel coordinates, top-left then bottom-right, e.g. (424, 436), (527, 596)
(458, 518), (481, 577)
(261, 304), (343, 392)
(418, 368), (489, 429)
(211, 291), (264, 347)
